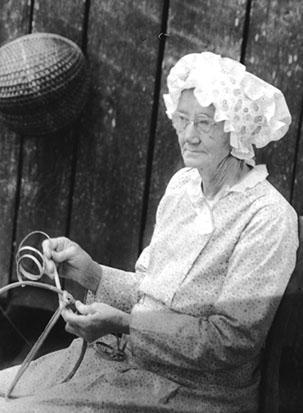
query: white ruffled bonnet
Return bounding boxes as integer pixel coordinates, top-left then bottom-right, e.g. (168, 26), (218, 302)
(163, 51), (291, 165)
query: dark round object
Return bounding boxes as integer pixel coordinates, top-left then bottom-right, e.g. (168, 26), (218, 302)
(0, 32), (90, 135)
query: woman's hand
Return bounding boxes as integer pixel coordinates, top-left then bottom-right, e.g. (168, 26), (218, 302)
(42, 237), (101, 292)
(62, 301), (130, 343)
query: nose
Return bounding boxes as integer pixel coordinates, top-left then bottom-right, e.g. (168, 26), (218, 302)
(184, 122), (201, 144)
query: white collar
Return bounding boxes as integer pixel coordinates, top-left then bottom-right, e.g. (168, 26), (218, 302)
(187, 164), (268, 207)
(228, 164), (268, 193)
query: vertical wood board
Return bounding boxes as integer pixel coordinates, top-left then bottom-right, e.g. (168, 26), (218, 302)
(10, 0), (87, 309)
(0, 1), (32, 289)
(245, 0), (303, 201)
(0, 126), (20, 290)
(31, 0), (85, 46)
(292, 127), (303, 214)
(70, 0), (162, 271)
(285, 3), (303, 213)
(143, 0), (248, 246)
(0, 0), (31, 45)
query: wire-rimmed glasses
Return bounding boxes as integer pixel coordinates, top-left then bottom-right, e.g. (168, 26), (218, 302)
(172, 112), (216, 134)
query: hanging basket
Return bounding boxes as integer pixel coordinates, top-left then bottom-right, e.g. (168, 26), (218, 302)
(0, 32), (90, 135)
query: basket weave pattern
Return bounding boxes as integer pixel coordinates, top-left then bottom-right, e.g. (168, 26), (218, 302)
(0, 33), (89, 135)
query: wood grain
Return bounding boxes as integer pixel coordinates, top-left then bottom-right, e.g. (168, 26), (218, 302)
(31, 0), (85, 45)
(0, 0), (31, 45)
(143, 0), (248, 247)
(70, 0), (162, 274)
(245, 0), (303, 202)
(286, 3), (303, 212)
(10, 0), (87, 309)
(0, 1), (32, 291)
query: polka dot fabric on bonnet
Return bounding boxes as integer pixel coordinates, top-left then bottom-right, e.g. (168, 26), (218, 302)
(163, 51), (291, 165)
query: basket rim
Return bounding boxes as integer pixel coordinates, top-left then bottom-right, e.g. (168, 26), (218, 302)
(0, 32), (83, 55)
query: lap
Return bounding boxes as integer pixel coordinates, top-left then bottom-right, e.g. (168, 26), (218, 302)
(0, 337), (253, 412)
(0, 338), (182, 412)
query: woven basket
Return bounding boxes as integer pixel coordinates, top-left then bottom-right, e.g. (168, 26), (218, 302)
(0, 32), (90, 135)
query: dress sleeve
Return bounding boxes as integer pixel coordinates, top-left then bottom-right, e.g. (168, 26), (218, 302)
(129, 204), (299, 371)
(93, 245), (151, 312)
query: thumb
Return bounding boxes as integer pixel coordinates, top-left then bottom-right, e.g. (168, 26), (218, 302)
(75, 301), (94, 315)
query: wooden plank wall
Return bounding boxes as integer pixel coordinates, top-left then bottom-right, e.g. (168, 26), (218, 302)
(143, 0), (248, 245)
(0, 0), (303, 313)
(246, 0), (303, 202)
(69, 0), (163, 288)
(0, 1), (32, 294)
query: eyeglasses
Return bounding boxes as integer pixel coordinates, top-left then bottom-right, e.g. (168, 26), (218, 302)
(172, 112), (216, 134)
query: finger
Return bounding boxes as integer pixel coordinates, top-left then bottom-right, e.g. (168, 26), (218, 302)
(44, 257), (56, 278)
(65, 323), (79, 337)
(42, 237), (67, 258)
(61, 307), (74, 322)
(62, 308), (88, 327)
(51, 245), (77, 264)
(45, 237), (71, 253)
(42, 239), (53, 259)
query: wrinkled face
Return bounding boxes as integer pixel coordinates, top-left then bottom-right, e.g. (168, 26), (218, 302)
(173, 89), (231, 170)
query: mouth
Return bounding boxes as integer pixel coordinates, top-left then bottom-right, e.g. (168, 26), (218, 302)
(183, 148), (205, 154)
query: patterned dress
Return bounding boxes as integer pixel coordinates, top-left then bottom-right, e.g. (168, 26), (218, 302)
(0, 166), (298, 413)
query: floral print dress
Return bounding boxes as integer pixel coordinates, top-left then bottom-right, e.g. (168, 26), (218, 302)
(0, 166), (298, 413)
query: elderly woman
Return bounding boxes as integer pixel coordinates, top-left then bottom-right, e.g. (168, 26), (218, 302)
(0, 51), (298, 412)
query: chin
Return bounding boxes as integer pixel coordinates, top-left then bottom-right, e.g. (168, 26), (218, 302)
(184, 160), (203, 168)
(182, 154), (205, 168)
